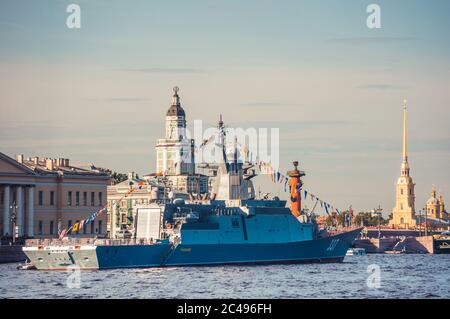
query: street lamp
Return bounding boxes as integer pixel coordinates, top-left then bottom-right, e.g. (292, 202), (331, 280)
(10, 201), (18, 244)
(424, 205), (428, 237)
(376, 205), (383, 239)
(418, 209), (422, 237)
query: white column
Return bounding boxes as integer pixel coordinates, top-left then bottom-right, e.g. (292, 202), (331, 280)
(16, 186), (24, 237)
(111, 202), (118, 238)
(2, 185), (10, 236)
(27, 186), (35, 237)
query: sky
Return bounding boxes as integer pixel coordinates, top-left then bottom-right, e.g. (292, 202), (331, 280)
(1, 0), (449, 217)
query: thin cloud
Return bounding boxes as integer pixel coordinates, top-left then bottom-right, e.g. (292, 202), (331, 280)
(356, 84), (408, 90)
(229, 119), (356, 128)
(328, 37), (415, 45)
(84, 97), (151, 103)
(123, 67), (205, 74)
(240, 102), (291, 107)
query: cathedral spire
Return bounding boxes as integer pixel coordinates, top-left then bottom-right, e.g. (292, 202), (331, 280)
(390, 98), (416, 228)
(402, 98), (408, 162)
(400, 99), (410, 177)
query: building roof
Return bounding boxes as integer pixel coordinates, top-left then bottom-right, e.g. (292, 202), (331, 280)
(427, 188), (440, 206)
(166, 86), (185, 117)
(113, 172), (146, 188)
(0, 152), (37, 176)
(17, 155), (109, 178)
(167, 104), (186, 117)
(143, 172), (208, 178)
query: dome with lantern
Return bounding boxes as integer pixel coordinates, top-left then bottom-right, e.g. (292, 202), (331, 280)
(166, 86), (186, 117)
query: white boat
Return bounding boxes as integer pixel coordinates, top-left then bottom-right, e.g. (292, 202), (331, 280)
(346, 248), (366, 256)
(17, 261), (36, 270)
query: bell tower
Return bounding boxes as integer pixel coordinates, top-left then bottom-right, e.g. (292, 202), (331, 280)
(390, 99), (416, 228)
(155, 87), (195, 176)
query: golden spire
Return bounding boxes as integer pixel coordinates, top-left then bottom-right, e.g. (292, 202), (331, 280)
(402, 98), (408, 162)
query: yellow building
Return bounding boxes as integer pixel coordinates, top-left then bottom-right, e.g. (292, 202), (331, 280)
(426, 187), (448, 220)
(390, 100), (417, 229)
(0, 152), (110, 239)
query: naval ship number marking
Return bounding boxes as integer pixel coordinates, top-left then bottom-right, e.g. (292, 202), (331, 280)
(326, 239), (340, 251)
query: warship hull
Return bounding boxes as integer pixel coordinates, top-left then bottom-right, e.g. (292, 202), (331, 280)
(23, 228), (360, 270)
(23, 242), (171, 270)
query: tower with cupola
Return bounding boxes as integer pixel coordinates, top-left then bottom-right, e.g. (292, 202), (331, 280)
(155, 87), (195, 176)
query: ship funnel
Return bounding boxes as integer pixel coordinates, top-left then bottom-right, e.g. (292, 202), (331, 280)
(287, 161), (305, 218)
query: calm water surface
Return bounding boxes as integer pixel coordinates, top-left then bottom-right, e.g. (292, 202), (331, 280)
(0, 254), (449, 298)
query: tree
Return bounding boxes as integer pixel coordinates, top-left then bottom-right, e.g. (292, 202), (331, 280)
(353, 212), (388, 227)
(96, 168), (128, 185)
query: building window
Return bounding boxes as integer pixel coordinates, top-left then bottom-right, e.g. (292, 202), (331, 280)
(90, 222), (94, 234)
(38, 221), (43, 235)
(400, 189), (403, 195)
(50, 221), (54, 235)
(68, 191), (72, 206)
(83, 223), (87, 234)
(83, 192), (87, 206)
(400, 203), (403, 210)
(121, 214), (126, 224)
(91, 192), (95, 206)
(38, 191), (43, 205)
(76, 192), (80, 206)
(0, 190), (3, 205)
(107, 213), (110, 224)
(50, 191), (55, 206)
(98, 192), (103, 206)
(410, 189), (412, 195)
(98, 221), (103, 234)
(68, 220), (72, 228)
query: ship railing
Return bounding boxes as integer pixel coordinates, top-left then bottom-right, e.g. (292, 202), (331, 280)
(326, 226), (361, 237)
(24, 237), (159, 247)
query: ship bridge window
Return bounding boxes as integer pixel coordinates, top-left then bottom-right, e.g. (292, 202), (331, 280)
(231, 218), (240, 228)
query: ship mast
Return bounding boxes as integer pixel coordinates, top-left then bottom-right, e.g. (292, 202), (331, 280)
(287, 161), (305, 218)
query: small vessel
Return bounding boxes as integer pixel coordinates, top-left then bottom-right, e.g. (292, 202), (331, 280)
(23, 117), (362, 270)
(17, 261), (37, 270)
(346, 248), (366, 256)
(433, 231), (450, 254)
(384, 250), (404, 254)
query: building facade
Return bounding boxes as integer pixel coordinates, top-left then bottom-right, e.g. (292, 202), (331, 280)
(390, 100), (417, 228)
(107, 172), (194, 238)
(106, 172), (164, 238)
(0, 152), (109, 239)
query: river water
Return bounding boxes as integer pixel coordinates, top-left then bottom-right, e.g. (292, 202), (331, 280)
(0, 254), (449, 299)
